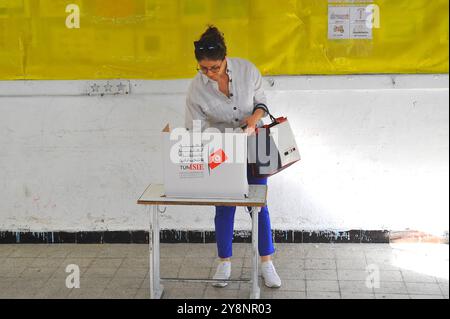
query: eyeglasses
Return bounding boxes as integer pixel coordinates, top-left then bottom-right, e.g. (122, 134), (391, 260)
(197, 60), (224, 74)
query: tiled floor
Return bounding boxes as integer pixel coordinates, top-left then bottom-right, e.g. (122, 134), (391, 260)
(0, 243), (448, 299)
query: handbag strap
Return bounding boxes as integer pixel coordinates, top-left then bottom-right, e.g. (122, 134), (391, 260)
(253, 103), (277, 123)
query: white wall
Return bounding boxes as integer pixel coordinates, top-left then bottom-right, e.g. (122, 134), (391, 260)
(0, 75), (448, 235)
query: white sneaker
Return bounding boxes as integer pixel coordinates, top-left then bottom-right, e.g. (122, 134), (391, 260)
(261, 261), (282, 288)
(212, 261), (231, 288)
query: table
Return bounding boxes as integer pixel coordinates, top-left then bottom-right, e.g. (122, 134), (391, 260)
(137, 184), (268, 299)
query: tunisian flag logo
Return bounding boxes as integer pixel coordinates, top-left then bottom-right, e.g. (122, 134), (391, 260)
(209, 149), (228, 170)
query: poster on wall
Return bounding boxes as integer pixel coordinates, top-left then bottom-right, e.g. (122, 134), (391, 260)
(328, 2), (373, 40)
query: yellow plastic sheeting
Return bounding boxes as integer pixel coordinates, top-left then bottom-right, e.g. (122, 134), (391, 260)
(0, 0), (448, 80)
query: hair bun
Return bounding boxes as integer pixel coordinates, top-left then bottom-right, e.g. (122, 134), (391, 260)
(202, 26), (224, 41)
(195, 25), (227, 61)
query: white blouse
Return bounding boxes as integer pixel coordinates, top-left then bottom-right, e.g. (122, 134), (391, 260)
(185, 57), (268, 132)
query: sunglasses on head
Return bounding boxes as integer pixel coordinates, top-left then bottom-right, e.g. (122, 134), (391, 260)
(194, 41), (222, 51)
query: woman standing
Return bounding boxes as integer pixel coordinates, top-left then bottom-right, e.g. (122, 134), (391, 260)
(185, 26), (281, 288)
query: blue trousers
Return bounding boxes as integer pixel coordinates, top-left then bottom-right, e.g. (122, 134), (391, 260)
(214, 165), (275, 258)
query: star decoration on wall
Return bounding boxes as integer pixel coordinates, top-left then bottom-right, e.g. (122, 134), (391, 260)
(91, 83), (100, 92)
(117, 82), (126, 92)
(104, 83), (113, 92)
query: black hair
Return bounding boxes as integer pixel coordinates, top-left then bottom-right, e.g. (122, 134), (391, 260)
(194, 25), (227, 61)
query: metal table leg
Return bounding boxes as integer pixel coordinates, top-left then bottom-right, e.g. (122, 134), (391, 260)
(250, 206), (260, 299)
(149, 205), (164, 299)
(149, 205), (154, 299)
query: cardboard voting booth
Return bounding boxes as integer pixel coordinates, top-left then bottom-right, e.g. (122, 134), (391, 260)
(162, 125), (249, 199)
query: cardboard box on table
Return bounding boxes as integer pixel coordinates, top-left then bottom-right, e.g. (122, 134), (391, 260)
(162, 124), (249, 199)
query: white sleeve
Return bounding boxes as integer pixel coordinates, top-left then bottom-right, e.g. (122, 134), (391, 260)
(252, 64), (269, 118)
(185, 94), (208, 132)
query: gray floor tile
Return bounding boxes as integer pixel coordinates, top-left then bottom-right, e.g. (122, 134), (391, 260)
(401, 270), (438, 283)
(339, 280), (374, 293)
(305, 259), (336, 270)
(186, 246), (219, 258)
(161, 244), (197, 257)
(210, 282), (242, 290)
(161, 257), (184, 267)
(241, 257), (254, 268)
(0, 247), (15, 258)
(0, 287), (38, 299)
(203, 287), (239, 299)
(306, 280), (339, 292)
(275, 279), (306, 292)
(365, 260), (400, 271)
(439, 282), (449, 296)
(134, 289), (150, 299)
(89, 258), (124, 268)
(29, 257), (66, 268)
(11, 278), (49, 290)
(304, 249), (335, 259)
(1, 257), (37, 268)
(336, 259), (367, 270)
(45, 276), (72, 289)
(114, 267), (148, 278)
(365, 254), (397, 266)
(271, 291), (306, 299)
(67, 288), (107, 299)
(179, 267), (211, 279)
(406, 282), (443, 295)
(160, 264), (181, 278)
(107, 277), (144, 289)
(120, 257), (149, 268)
(78, 277), (113, 289)
(33, 286), (73, 299)
(163, 281), (207, 291)
(0, 266), (27, 277)
(83, 267), (118, 278)
(361, 244), (392, 251)
(60, 257), (94, 267)
(335, 251), (365, 259)
(379, 270), (403, 282)
(50, 265), (88, 279)
(37, 247), (71, 258)
(165, 287), (207, 299)
(228, 257), (246, 269)
(66, 247), (101, 258)
(9, 246), (45, 258)
(374, 281), (408, 294)
(274, 246), (305, 258)
(97, 245), (136, 258)
(19, 267), (58, 280)
(341, 293), (375, 299)
(0, 243), (447, 300)
(436, 277), (449, 284)
(235, 267), (254, 280)
(338, 270), (368, 281)
(375, 294), (410, 299)
(0, 278), (15, 289)
(276, 268), (306, 280)
(276, 262), (305, 272)
(306, 269), (338, 280)
(307, 291), (340, 299)
(183, 257), (216, 268)
(102, 288), (138, 299)
(229, 244), (249, 258)
(236, 287), (256, 299)
(409, 294), (444, 299)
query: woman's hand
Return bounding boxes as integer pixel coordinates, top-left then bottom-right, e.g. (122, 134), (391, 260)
(242, 108), (265, 135)
(218, 57), (228, 80)
(242, 114), (260, 135)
